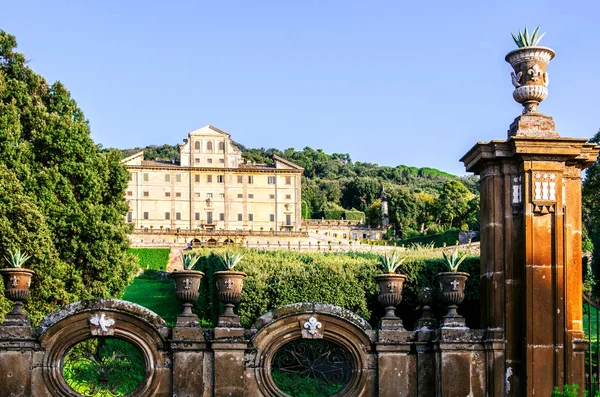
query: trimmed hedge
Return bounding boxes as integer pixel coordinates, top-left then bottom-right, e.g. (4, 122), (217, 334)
(399, 229), (460, 248)
(344, 209), (365, 221)
(127, 248), (170, 271)
(191, 249), (480, 328)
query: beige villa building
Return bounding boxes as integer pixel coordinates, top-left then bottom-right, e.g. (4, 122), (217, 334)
(122, 125), (304, 232)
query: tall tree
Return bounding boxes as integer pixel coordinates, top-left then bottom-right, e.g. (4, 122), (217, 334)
(0, 31), (137, 323)
(583, 130), (600, 276)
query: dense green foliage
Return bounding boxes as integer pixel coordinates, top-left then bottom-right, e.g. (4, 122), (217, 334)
(118, 143), (479, 238)
(583, 130), (600, 283)
(0, 31), (137, 323)
(62, 338), (145, 396)
(127, 248), (170, 271)
(184, 248), (480, 328)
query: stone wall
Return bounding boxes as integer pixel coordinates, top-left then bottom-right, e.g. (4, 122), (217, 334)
(0, 299), (495, 397)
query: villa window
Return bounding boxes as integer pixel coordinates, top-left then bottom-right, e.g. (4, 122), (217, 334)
(248, 194), (254, 199)
(208, 158), (213, 164)
(248, 175), (254, 184)
(127, 212), (132, 222)
(127, 191), (133, 196)
(165, 174), (170, 182)
(165, 192), (171, 197)
(207, 175), (213, 183)
(194, 192), (201, 198)
(176, 174), (181, 182)
(195, 175), (200, 183)
(217, 175), (224, 183)
(195, 141), (201, 150)
(237, 213), (243, 221)
(143, 212), (149, 220)
(219, 193), (225, 198)
(286, 176), (292, 185)
(270, 214), (275, 222)
(219, 141), (225, 151)
(176, 212), (181, 220)
(249, 214), (254, 222)
(207, 141), (213, 152)
(219, 158), (225, 163)
(286, 194), (291, 200)
(237, 175), (243, 183)
(268, 176), (275, 184)
(165, 212), (170, 220)
(238, 194), (243, 199)
(207, 193), (213, 198)
(176, 192), (182, 198)
(219, 213), (225, 221)
(143, 173), (149, 182)
(195, 158), (200, 164)
(195, 213), (200, 221)
(270, 194), (275, 199)
(143, 191), (149, 197)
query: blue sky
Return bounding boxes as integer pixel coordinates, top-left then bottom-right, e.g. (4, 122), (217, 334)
(2, 0), (599, 175)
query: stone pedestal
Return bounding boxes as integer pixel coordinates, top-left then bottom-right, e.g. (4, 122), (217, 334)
(461, 123), (600, 396)
(171, 326), (207, 397)
(212, 338), (247, 397)
(0, 326), (35, 397)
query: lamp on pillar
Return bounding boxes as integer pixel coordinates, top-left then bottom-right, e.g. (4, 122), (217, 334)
(460, 27), (600, 396)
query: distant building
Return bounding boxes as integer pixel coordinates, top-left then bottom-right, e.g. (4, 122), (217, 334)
(122, 125), (303, 232)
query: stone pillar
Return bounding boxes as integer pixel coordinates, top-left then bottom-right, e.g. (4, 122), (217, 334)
(0, 325), (35, 397)
(462, 131), (599, 395)
(171, 327), (207, 397)
(435, 329), (486, 397)
(376, 330), (416, 397)
(212, 338), (246, 397)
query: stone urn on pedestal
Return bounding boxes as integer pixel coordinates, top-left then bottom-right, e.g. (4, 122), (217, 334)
(436, 248), (469, 328)
(415, 287), (438, 330)
(214, 252), (247, 327)
(172, 252), (205, 326)
(0, 250), (35, 326)
(505, 26), (558, 137)
(374, 252), (407, 330)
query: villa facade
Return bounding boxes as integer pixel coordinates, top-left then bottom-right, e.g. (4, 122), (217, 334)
(122, 125), (303, 232)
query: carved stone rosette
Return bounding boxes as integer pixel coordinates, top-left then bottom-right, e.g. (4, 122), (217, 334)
(214, 270), (247, 326)
(172, 269), (205, 325)
(0, 268), (35, 325)
(505, 46), (555, 114)
(436, 271), (470, 328)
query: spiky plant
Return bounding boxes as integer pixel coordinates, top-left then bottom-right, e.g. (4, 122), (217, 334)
(511, 26), (546, 48)
(217, 251), (245, 270)
(181, 252), (200, 270)
(442, 247), (467, 272)
(4, 249), (31, 268)
(378, 251), (406, 274)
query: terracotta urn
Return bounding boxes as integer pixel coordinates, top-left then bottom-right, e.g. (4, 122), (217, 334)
(374, 273), (406, 320)
(172, 269), (204, 324)
(436, 271), (469, 328)
(505, 46), (555, 114)
(0, 268), (35, 325)
(214, 270), (247, 326)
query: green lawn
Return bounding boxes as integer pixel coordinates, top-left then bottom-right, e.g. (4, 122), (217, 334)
(126, 248), (170, 271)
(121, 275), (179, 327)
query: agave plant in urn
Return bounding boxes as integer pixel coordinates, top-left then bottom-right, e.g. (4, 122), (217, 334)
(172, 251), (205, 326)
(506, 26), (558, 138)
(436, 247), (469, 329)
(374, 251), (407, 330)
(214, 251), (247, 327)
(0, 249), (35, 325)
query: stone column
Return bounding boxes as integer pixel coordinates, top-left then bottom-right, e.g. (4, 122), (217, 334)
(462, 128), (598, 395)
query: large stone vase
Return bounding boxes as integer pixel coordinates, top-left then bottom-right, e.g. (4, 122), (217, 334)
(0, 268), (35, 325)
(172, 269), (204, 326)
(214, 270), (247, 327)
(436, 271), (469, 328)
(505, 46), (555, 115)
(374, 273), (406, 330)
(415, 287), (438, 330)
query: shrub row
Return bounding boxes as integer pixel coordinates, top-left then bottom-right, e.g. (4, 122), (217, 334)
(398, 229), (460, 248)
(190, 249), (480, 328)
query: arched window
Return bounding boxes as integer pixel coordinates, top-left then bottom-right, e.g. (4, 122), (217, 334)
(219, 141), (225, 151)
(207, 141), (213, 152)
(195, 141), (200, 150)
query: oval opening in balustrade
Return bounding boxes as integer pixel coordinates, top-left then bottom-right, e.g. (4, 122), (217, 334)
(62, 337), (146, 396)
(271, 339), (353, 397)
